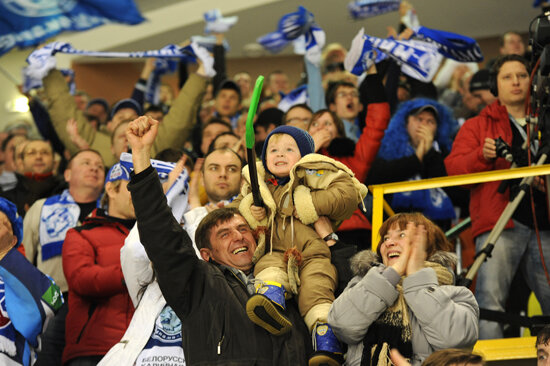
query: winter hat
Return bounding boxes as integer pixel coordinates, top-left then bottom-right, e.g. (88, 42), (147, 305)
(261, 125), (314, 177)
(0, 198), (23, 248)
(110, 98), (143, 120)
(86, 98), (110, 113)
(469, 69), (491, 92)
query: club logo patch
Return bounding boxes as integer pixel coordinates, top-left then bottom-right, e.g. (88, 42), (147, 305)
(316, 324), (328, 336)
(152, 306), (182, 342)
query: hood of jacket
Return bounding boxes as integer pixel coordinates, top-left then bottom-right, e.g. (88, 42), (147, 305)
(377, 98), (458, 160)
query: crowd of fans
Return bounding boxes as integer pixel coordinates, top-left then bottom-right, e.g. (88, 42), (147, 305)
(0, 1), (548, 365)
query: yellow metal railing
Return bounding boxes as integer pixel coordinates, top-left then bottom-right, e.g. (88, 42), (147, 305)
(370, 164), (550, 250)
(368, 164), (550, 361)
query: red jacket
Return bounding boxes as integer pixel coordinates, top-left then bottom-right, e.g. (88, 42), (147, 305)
(62, 209), (135, 364)
(444, 100), (514, 238)
(322, 101), (390, 231)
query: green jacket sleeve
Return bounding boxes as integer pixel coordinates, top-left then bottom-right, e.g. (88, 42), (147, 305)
(151, 73), (208, 157)
(43, 69), (115, 166)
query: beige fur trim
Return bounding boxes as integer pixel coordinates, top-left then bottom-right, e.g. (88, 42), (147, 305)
(289, 153), (368, 201)
(252, 231), (266, 264)
(304, 303), (332, 331)
(238, 193), (265, 229)
(240, 162), (277, 218)
(256, 267), (291, 295)
(293, 185), (319, 225)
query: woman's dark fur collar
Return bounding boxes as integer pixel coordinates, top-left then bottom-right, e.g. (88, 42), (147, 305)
(350, 250), (457, 278)
(327, 137), (355, 157)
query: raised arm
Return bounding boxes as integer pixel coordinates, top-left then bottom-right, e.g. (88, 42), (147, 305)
(349, 71), (390, 182)
(43, 69), (115, 165)
(126, 116), (201, 317)
(151, 60), (209, 157)
(42, 70), (97, 155)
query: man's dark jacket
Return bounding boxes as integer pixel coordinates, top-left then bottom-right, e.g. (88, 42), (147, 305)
(128, 166), (311, 365)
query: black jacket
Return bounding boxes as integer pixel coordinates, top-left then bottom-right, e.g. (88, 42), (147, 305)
(128, 166), (311, 365)
(0, 173), (66, 217)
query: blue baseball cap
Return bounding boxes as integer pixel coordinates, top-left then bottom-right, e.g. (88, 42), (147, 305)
(105, 163), (131, 184)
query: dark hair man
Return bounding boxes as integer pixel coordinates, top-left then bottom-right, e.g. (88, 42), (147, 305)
(326, 81), (363, 142)
(445, 55), (550, 339)
(125, 116), (313, 364)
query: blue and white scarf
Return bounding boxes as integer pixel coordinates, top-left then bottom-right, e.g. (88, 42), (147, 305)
(412, 26), (484, 62)
(257, 6), (321, 55)
(0, 280), (16, 360)
(26, 41), (215, 81)
(292, 23), (326, 67)
(145, 59), (178, 106)
(366, 35), (443, 82)
(134, 305), (184, 366)
(39, 190), (82, 261)
(0, 249), (64, 366)
(347, 0), (401, 20)
(190, 35), (230, 53)
(204, 9), (238, 34)
(119, 153), (190, 222)
(278, 85), (308, 112)
(22, 67), (74, 94)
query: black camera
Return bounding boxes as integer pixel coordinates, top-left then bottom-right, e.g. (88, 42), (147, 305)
(494, 137), (513, 162)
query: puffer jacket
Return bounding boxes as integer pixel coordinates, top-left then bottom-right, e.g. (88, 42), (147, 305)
(62, 209), (135, 364)
(328, 250), (479, 365)
(236, 154), (367, 259)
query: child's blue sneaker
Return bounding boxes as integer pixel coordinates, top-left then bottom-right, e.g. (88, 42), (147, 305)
(246, 281), (292, 335)
(308, 322), (344, 366)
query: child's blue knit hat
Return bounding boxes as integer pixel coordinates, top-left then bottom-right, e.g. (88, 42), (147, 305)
(261, 125), (314, 177)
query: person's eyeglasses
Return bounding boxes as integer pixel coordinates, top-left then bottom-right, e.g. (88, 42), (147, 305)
(336, 91), (359, 99)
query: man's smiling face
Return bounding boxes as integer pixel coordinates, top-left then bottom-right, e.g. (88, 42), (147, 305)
(201, 214), (257, 273)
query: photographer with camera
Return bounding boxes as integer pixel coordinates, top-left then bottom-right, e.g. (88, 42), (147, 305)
(445, 54), (550, 340)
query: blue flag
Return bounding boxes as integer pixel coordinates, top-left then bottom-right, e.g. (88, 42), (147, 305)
(0, 0), (145, 57)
